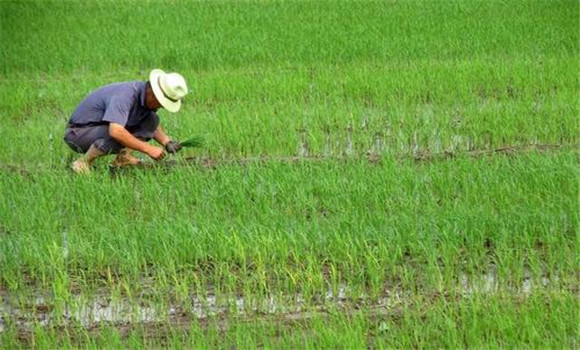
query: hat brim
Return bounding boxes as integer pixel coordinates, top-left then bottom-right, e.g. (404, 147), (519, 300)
(149, 69), (182, 113)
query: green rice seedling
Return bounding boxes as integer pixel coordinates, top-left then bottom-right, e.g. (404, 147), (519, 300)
(180, 135), (205, 148)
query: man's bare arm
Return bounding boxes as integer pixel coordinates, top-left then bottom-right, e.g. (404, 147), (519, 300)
(153, 125), (171, 147)
(109, 123), (165, 160)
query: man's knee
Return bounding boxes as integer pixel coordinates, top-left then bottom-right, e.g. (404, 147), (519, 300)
(131, 113), (159, 140)
(148, 112), (160, 130)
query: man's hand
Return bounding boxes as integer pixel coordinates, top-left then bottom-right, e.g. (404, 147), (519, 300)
(146, 146), (166, 161)
(165, 140), (183, 154)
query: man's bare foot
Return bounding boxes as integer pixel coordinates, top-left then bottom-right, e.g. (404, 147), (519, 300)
(69, 145), (105, 174)
(71, 158), (91, 174)
(112, 149), (142, 167)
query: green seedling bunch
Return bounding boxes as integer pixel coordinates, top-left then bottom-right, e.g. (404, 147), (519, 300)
(180, 135), (205, 148)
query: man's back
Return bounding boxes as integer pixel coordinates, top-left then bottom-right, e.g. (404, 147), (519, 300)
(68, 81), (150, 128)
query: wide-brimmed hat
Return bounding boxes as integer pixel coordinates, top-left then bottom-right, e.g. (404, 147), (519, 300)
(149, 69), (188, 113)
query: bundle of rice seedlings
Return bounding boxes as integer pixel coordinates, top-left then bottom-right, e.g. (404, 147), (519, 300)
(180, 136), (205, 148)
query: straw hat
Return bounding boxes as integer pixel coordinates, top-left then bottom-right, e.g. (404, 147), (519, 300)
(149, 69), (188, 113)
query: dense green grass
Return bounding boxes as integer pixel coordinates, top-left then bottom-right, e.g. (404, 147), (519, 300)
(1, 0), (577, 73)
(1, 0), (578, 163)
(0, 0), (578, 347)
(1, 152), (578, 292)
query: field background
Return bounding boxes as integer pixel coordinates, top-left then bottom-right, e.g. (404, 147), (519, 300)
(0, 0), (578, 348)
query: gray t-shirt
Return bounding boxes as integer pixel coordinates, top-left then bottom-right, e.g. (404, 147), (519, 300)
(68, 81), (157, 129)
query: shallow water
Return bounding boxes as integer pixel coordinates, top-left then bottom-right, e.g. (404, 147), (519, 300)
(0, 271), (554, 334)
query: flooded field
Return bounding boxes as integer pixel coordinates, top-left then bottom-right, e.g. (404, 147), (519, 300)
(1, 0), (578, 347)
(0, 269), (557, 334)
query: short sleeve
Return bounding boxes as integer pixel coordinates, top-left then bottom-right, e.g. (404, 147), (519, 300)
(102, 95), (132, 126)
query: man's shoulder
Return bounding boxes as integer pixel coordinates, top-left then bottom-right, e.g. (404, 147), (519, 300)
(95, 81), (146, 97)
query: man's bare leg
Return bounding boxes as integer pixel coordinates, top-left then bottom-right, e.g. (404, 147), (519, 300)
(71, 145), (106, 174)
(111, 148), (142, 167)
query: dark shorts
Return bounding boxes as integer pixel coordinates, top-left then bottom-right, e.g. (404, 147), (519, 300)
(63, 114), (159, 154)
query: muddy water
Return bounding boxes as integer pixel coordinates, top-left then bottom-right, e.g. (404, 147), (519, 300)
(292, 130), (558, 161)
(0, 271), (553, 333)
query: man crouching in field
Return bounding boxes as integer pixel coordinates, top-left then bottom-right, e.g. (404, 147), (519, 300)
(64, 69), (187, 174)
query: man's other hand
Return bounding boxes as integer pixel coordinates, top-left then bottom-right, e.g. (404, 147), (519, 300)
(165, 140), (183, 154)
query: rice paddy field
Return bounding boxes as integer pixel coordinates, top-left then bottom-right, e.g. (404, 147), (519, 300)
(0, 0), (579, 348)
